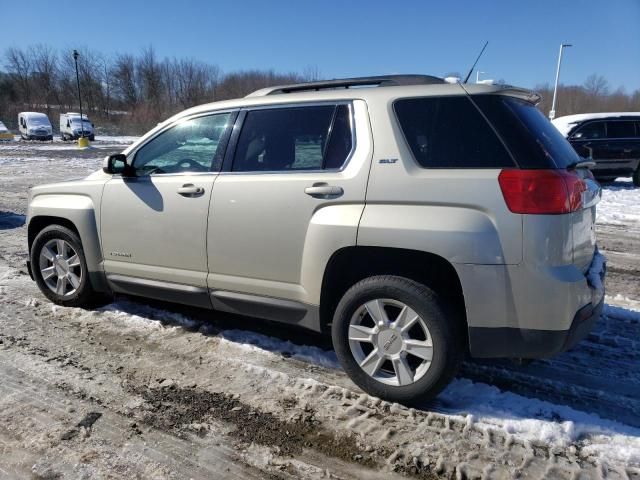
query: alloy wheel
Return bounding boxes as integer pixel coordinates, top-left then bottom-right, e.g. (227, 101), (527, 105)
(348, 298), (434, 387)
(38, 239), (82, 297)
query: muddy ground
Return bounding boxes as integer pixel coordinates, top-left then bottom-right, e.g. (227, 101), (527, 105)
(1, 140), (639, 479)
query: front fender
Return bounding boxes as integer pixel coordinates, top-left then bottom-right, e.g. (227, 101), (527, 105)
(28, 193), (106, 290)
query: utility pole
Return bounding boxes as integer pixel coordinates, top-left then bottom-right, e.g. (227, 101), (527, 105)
(72, 50), (86, 140)
(549, 43), (572, 120)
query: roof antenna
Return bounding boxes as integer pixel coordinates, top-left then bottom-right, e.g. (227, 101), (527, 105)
(463, 41), (489, 84)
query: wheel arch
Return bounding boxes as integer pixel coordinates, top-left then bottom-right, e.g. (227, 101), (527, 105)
(27, 209), (109, 293)
(319, 246), (467, 341)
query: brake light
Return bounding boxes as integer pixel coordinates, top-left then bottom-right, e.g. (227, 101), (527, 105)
(498, 169), (586, 214)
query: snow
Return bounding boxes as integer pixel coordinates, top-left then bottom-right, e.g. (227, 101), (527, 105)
(586, 248), (606, 294)
(597, 178), (640, 226)
(100, 293), (640, 466)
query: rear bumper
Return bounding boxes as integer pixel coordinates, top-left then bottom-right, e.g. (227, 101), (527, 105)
(462, 250), (606, 359)
(468, 295), (604, 358)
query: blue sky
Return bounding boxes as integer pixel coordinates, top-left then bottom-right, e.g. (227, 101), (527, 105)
(6, 0), (640, 91)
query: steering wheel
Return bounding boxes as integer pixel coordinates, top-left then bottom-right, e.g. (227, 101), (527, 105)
(175, 158), (207, 172)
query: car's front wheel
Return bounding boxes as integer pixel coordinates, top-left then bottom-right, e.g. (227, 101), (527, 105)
(31, 225), (105, 308)
(332, 275), (463, 405)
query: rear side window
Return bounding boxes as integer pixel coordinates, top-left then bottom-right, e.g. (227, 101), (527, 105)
(606, 120), (636, 138)
(473, 95), (581, 168)
(232, 104), (352, 172)
(394, 96), (514, 168)
(572, 121), (606, 140)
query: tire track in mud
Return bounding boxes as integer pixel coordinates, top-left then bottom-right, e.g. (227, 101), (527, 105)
(0, 363), (266, 480)
(1, 295), (635, 480)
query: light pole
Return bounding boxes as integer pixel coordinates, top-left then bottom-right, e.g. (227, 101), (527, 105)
(72, 50), (85, 140)
(549, 43), (572, 120)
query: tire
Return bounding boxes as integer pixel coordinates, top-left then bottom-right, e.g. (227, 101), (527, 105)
(30, 225), (107, 308)
(332, 275), (463, 405)
(633, 168), (640, 187)
(89, 134), (95, 141)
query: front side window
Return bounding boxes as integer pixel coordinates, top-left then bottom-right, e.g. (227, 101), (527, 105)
(133, 113), (232, 175)
(232, 104), (352, 172)
(573, 121), (606, 140)
(606, 120), (636, 139)
(394, 96), (514, 168)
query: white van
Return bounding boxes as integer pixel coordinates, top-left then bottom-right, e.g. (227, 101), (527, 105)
(60, 113), (95, 141)
(18, 112), (53, 141)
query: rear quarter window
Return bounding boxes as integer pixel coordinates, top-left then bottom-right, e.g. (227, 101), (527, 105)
(472, 95), (581, 169)
(394, 96), (514, 168)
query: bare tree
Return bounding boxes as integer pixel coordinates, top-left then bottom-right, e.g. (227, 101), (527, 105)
(112, 54), (138, 109)
(4, 47), (33, 106)
(584, 74), (610, 97)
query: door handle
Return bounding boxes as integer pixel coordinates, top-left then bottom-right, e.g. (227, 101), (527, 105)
(177, 184), (204, 197)
(304, 183), (343, 198)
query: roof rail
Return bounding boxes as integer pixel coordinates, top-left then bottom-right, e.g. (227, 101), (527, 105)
(246, 74), (445, 97)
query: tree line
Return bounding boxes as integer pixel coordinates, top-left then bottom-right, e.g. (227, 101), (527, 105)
(1, 45), (639, 134)
(0, 45), (316, 133)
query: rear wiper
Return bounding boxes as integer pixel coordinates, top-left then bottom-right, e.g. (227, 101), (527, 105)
(567, 159), (596, 170)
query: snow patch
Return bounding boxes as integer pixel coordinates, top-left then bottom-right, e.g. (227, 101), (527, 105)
(597, 179), (640, 226)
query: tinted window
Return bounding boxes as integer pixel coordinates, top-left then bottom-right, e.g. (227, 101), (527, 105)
(572, 121), (606, 139)
(232, 104), (352, 172)
(133, 113), (232, 175)
(394, 96), (514, 168)
(473, 95), (580, 168)
(607, 121), (636, 138)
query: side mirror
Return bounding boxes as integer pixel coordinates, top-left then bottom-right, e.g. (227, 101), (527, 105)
(103, 154), (133, 176)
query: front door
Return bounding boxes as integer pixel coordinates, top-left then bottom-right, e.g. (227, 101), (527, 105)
(101, 111), (234, 294)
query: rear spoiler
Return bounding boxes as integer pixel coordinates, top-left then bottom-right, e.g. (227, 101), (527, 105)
(498, 87), (542, 106)
(460, 83), (542, 106)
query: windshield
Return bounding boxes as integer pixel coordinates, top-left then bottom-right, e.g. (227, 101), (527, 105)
(30, 117), (50, 126)
(71, 117), (91, 124)
(472, 95), (581, 169)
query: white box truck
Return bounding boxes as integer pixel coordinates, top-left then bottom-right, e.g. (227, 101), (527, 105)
(18, 112), (53, 141)
(60, 113), (95, 141)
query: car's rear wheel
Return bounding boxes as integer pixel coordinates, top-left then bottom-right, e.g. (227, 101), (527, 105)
(31, 225), (106, 308)
(332, 275), (463, 405)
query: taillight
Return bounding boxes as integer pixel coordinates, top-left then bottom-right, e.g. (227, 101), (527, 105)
(498, 169), (586, 214)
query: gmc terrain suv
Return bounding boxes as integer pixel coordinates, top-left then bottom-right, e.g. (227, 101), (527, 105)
(26, 75), (606, 404)
(552, 112), (640, 186)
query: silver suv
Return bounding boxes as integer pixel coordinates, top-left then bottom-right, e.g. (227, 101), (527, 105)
(26, 75), (606, 404)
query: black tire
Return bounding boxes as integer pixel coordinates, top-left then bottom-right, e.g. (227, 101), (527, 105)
(332, 275), (463, 405)
(89, 134), (95, 141)
(30, 225), (108, 308)
(633, 168), (640, 187)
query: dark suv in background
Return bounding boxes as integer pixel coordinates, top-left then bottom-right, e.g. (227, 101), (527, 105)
(553, 113), (640, 186)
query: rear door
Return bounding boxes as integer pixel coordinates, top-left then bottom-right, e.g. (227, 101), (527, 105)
(606, 120), (638, 162)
